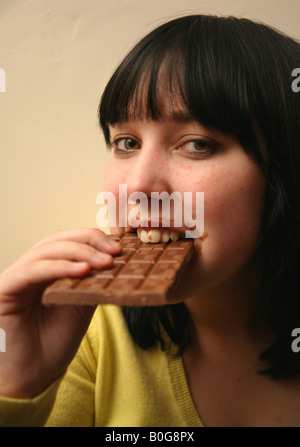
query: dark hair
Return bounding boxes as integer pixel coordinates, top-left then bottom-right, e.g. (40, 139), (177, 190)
(98, 15), (300, 379)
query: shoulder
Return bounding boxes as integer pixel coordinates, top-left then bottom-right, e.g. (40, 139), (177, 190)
(88, 304), (129, 340)
(83, 305), (137, 359)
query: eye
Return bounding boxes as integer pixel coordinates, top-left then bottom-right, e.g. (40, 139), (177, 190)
(179, 138), (220, 156)
(111, 138), (141, 152)
(193, 140), (212, 151)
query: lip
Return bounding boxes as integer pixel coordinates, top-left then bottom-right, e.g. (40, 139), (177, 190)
(111, 225), (207, 243)
(112, 217), (206, 240)
(128, 217), (191, 237)
(137, 226), (185, 238)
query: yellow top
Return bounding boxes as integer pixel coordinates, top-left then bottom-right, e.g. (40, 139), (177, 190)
(0, 305), (203, 427)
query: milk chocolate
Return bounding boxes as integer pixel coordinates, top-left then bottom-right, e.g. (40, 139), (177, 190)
(42, 233), (195, 306)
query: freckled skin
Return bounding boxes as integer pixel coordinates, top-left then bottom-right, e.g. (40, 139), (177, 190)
(104, 119), (266, 302)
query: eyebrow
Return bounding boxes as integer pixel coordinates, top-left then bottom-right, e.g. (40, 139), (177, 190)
(110, 111), (194, 126)
(164, 110), (194, 122)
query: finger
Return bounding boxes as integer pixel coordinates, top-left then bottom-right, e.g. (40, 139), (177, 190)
(32, 228), (122, 254)
(0, 259), (91, 298)
(16, 240), (115, 270)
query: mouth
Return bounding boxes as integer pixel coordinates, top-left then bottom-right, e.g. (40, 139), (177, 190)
(137, 227), (183, 243)
(125, 218), (204, 243)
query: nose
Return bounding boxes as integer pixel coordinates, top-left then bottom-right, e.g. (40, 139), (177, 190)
(125, 144), (172, 198)
(124, 144), (174, 228)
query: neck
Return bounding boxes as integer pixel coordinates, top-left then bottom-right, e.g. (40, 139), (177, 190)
(184, 254), (272, 357)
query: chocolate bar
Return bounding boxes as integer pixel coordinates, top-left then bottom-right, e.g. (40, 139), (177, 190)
(42, 233), (195, 306)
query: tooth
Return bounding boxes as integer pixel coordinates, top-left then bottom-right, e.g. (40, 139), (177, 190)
(161, 232), (170, 242)
(140, 230), (149, 243)
(170, 231), (180, 241)
(137, 228), (181, 244)
(147, 229), (161, 243)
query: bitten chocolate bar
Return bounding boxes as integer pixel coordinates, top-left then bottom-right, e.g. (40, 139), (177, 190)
(42, 232), (195, 306)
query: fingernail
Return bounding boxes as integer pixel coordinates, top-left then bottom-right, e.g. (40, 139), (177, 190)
(96, 252), (112, 262)
(108, 239), (121, 249)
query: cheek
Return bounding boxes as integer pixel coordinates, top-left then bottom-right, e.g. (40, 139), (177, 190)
(208, 171), (264, 234)
(103, 158), (125, 195)
(103, 157), (138, 233)
(197, 161), (266, 272)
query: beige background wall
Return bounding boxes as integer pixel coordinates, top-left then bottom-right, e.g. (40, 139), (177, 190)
(0, 0), (299, 272)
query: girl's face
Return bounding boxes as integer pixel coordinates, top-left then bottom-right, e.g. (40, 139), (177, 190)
(103, 113), (266, 300)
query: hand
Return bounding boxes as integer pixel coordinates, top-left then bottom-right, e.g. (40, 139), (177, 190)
(0, 228), (121, 398)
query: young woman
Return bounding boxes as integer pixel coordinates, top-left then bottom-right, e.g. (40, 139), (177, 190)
(0, 14), (300, 427)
